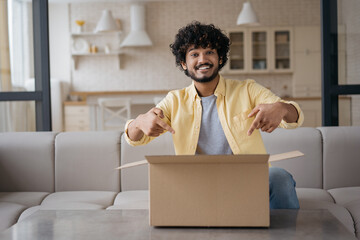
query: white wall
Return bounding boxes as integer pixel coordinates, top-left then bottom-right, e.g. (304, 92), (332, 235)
(49, 3), (71, 84)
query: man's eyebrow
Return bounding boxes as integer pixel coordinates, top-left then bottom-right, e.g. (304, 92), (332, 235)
(187, 47), (196, 53)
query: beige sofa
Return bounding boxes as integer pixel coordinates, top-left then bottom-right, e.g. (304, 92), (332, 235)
(0, 127), (359, 238)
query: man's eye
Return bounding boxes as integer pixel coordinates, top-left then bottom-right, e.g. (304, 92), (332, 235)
(207, 51), (214, 55)
(191, 53), (198, 57)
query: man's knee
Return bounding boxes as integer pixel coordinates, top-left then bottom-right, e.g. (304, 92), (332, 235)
(269, 167), (296, 187)
(269, 167), (299, 209)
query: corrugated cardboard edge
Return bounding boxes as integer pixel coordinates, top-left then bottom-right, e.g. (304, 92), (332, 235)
(115, 151), (304, 170)
(115, 160), (147, 170)
(268, 150), (304, 162)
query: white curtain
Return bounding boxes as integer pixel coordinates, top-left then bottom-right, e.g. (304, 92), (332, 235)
(0, 0), (36, 132)
(0, 86), (35, 132)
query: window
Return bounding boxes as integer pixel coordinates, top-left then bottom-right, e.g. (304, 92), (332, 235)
(0, 0), (51, 131)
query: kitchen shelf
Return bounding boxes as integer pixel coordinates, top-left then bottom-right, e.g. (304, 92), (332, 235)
(72, 51), (123, 56)
(71, 51), (124, 69)
(71, 31), (122, 37)
(71, 31), (123, 70)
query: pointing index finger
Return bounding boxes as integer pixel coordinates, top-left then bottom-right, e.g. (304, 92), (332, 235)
(248, 114), (261, 136)
(156, 118), (175, 134)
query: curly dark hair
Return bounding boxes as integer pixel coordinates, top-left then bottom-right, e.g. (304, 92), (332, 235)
(169, 21), (230, 76)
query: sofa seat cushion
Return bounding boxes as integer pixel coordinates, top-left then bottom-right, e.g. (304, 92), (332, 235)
(107, 190), (149, 210)
(40, 191), (117, 209)
(296, 188), (335, 203)
(0, 202), (27, 232)
(344, 199), (360, 238)
(0, 192), (49, 207)
(328, 187), (360, 205)
(300, 200), (355, 235)
(17, 206), (41, 222)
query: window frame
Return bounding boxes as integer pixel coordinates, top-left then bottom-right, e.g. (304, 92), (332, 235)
(0, 0), (51, 131)
(321, 0), (360, 126)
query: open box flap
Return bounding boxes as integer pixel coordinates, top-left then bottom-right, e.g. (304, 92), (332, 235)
(146, 154), (269, 164)
(115, 150), (304, 170)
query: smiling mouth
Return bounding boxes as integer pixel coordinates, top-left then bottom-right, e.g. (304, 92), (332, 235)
(196, 64), (213, 70)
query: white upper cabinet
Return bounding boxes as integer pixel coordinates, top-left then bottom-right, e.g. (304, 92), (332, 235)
(224, 27), (293, 74)
(228, 32), (245, 71)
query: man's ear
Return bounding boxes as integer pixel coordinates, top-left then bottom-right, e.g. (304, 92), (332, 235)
(219, 58), (223, 65)
(180, 62), (187, 70)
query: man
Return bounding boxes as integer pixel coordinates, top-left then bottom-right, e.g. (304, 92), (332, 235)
(125, 22), (304, 209)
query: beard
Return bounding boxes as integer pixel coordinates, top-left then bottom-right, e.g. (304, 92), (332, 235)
(187, 63), (219, 83)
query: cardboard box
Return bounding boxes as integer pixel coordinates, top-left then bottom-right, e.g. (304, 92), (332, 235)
(117, 151), (303, 227)
(147, 154), (269, 227)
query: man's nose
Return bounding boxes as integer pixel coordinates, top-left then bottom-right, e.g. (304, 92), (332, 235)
(198, 53), (208, 64)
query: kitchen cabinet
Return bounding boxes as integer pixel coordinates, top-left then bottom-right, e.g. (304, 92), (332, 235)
(224, 27), (293, 74)
(292, 26), (321, 97)
(64, 102), (90, 131)
(71, 32), (123, 69)
(64, 90), (168, 131)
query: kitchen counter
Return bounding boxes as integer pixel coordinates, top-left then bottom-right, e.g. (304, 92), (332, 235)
(69, 90), (170, 102)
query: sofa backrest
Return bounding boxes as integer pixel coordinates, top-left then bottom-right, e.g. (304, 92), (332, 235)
(318, 126), (360, 190)
(261, 127), (323, 188)
(120, 132), (175, 191)
(55, 131), (121, 192)
(0, 132), (57, 192)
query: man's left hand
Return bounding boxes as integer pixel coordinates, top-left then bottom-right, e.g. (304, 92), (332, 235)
(247, 102), (288, 136)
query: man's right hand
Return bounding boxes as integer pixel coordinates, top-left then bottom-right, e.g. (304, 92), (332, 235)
(127, 108), (175, 141)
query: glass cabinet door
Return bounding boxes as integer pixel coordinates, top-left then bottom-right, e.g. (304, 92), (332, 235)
(274, 31), (290, 70)
(228, 32), (244, 70)
(252, 31), (267, 70)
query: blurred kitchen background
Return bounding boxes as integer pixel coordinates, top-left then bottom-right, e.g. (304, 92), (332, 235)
(0, 0), (359, 132)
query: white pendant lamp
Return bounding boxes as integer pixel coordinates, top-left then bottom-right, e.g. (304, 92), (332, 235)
(237, 1), (259, 26)
(120, 4), (152, 47)
(95, 9), (119, 33)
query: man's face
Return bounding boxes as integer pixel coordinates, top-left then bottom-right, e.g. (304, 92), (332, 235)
(181, 45), (221, 83)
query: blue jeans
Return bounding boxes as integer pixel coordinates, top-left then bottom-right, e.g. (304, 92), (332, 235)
(269, 167), (299, 209)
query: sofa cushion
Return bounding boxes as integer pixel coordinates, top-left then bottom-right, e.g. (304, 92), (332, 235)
(0, 192), (49, 207)
(344, 199), (360, 238)
(55, 131), (121, 192)
(17, 206), (41, 222)
(107, 190), (149, 210)
(18, 191), (117, 223)
(261, 128), (323, 188)
(296, 188), (334, 203)
(0, 202), (26, 232)
(18, 203), (114, 223)
(0, 132), (57, 192)
(40, 191), (117, 209)
(328, 187), (360, 206)
(299, 200), (355, 234)
(318, 126), (360, 189)
(121, 132), (175, 191)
